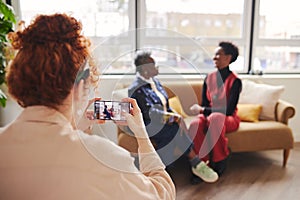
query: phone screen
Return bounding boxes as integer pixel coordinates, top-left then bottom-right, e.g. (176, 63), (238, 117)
(94, 100), (130, 121)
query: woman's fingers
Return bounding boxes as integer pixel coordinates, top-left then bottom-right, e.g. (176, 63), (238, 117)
(121, 97), (140, 115)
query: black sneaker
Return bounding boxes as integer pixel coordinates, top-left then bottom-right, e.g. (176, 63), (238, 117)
(190, 174), (203, 185)
(213, 158), (228, 176)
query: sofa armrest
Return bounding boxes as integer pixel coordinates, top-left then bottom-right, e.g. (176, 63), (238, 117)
(275, 99), (296, 125)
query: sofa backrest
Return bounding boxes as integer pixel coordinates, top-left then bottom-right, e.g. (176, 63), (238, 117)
(162, 81), (203, 116)
(112, 80), (204, 116)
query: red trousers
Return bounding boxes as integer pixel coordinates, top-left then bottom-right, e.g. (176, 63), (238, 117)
(188, 113), (240, 162)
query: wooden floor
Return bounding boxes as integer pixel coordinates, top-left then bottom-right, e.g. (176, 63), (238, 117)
(167, 142), (300, 200)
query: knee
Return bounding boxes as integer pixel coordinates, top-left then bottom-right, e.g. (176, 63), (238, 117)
(189, 119), (200, 129)
(189, 117), (206, 131)
(208, 113), (225, 124)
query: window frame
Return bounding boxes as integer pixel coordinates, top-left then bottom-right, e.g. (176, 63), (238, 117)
(9, 0), (300, 74)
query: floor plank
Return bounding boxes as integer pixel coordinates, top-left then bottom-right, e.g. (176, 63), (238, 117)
(168, 142), (300, 200)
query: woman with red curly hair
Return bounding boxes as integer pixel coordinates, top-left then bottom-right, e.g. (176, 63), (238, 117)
(0, 14), (175, 200)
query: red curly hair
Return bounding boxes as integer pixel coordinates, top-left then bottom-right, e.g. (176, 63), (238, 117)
(6, 13), (91, 109)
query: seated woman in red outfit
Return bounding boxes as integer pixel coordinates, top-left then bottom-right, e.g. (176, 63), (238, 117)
(189, 41), (242, 177)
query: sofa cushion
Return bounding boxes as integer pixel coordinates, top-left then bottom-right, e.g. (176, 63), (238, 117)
(227, 121), (294, 152)
(183, 115), (294, 152)
(239, 80), (284, 120)
(169, 96), (189, 118)
(237, 104), (262, 122)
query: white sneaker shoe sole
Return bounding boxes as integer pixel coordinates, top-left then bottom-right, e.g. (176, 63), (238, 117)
(192, 167), (218, 183)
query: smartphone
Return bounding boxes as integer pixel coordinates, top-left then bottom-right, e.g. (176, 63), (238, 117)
(94, 100), (130, 121)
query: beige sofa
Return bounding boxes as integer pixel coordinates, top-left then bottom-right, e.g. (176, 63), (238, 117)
(116, 81), (295, 167)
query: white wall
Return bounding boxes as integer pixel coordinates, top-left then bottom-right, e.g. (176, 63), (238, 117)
(1, 74), (299, 142)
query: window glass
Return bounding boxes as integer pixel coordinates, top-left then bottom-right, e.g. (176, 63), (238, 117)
(254, 46), (300, 73)
(20, 0), (130, 37)
(142, 0), (247, 74)
(19, 0), (134, 74)
(253, 0), (300, 73)
(145, 0), (244, 38)
(259, 0), (300, 39)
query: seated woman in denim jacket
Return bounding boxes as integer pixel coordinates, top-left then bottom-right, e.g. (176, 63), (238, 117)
(128, 51), (219, 183)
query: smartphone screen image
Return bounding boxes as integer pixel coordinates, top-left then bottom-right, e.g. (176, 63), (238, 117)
(94, 100), (130, 121)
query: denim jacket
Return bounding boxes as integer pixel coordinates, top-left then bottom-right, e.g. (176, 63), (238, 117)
(128, 77), (173, 126)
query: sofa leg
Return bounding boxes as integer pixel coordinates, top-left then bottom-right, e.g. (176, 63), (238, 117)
(283, 149), (290, 167)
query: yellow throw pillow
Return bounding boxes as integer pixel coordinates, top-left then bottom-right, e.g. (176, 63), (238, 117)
(237, 104), (262, 122)
(169, 96), (188, 118)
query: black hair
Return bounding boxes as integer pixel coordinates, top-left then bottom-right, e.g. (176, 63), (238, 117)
(219, 41), (239, 64)
(134, 51), (155, 73)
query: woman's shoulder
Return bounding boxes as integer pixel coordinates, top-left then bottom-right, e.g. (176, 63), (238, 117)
(128, 77), (139, 87)
(128, 78), (149, 96)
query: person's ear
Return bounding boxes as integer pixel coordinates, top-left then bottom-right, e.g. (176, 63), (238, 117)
(226, 54), (232, 64)
(73, 79), (85, 101)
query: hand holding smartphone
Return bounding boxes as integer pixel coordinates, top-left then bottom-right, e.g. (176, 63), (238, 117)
(94, 100), (130, 121)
